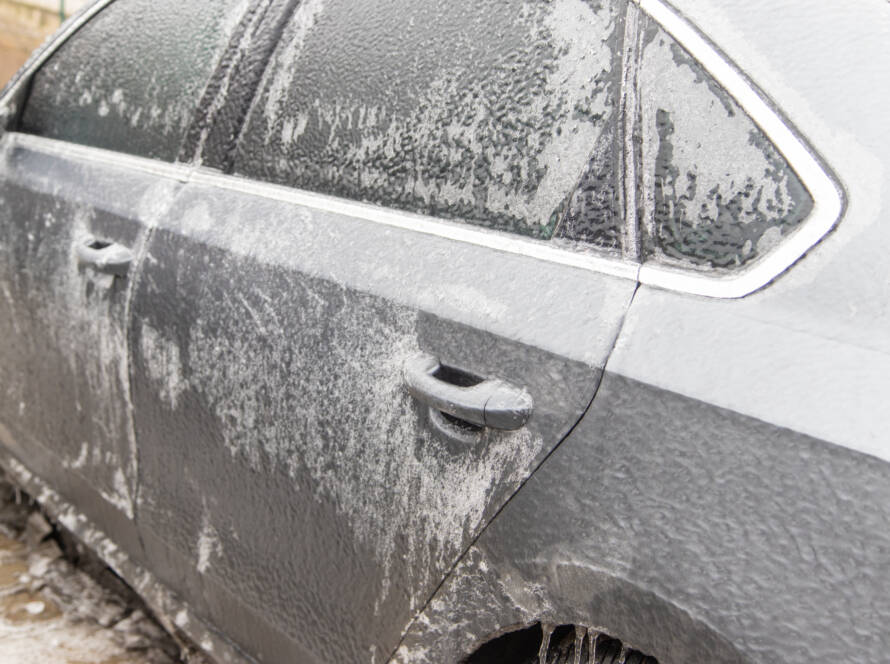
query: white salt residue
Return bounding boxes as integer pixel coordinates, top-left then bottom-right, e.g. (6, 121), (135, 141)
(529, 0), (618, 219)
(186, 268), (545, 605)
(196, 506), (222, 574)
(261, 0), (617, 235)
(0, 283), (19, 336)
(23, 600), (45, 615)
(139, 322), (185, 409)
(2, 457), (244, 663)
(68, 443), (89, 470)
(98, 467), (134, 521)
(188, 0), (264, 164)
(31, 205), (138, 520)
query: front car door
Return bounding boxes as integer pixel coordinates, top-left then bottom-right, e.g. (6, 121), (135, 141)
(128, 0), (641, 661)
(0, 0), (250, 563)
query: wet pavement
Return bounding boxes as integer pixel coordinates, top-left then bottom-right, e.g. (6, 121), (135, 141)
(0, 475), (186, 664)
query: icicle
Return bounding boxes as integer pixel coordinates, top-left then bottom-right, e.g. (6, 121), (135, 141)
(538, 622), (556, 664)
(573, 625), (588, 664)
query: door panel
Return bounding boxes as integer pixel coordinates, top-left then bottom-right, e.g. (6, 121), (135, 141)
(129, 177), (637, 662)
(0, 134), (183, 558)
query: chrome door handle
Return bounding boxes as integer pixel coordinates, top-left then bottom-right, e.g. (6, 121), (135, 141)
(403, 353), (533, 431)
(76, 236), (134, 277)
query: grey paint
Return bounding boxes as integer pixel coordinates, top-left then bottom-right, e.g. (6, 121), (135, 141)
(127, 176), (635, 662)
(0, 137), (180, 538)
(395, 3), (890, 662)
(612, 0), (890, 463)
(0, 1), (887, 663)
(395, 374), (890, 664)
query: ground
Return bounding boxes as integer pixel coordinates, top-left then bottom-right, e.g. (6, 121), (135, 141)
(0, 474), (189, 664)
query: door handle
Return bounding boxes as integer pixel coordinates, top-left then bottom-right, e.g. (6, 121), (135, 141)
(403, 353), (533, 431)
(76, 236), (134, 277)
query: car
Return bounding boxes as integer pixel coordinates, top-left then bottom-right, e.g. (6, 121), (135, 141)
(0, 0), (887, 662)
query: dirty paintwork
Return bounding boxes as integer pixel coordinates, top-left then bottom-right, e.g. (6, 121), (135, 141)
(128, 176), (635, 662)
(0, 138), (175, 527)
(236, 0), (624, 241)
(0, 454), (249, 664)
(638, 20), (813, 271)
(0, 0), (888, 663)
(0, 473), (185, 664)
(395, 374), (890, 664)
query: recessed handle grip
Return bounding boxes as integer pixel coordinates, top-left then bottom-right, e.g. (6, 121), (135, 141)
(76, 236), (133, 277)
(403, 353), (533, 431)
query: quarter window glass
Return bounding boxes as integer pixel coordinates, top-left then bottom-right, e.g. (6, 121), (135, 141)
(235, 0), (623, 242)
(639, 21), (814, 271)
(19, 0), (246, 162)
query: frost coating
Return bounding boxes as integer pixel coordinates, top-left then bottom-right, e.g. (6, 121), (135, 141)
(139, 322), (185, 410)
(20, 0), (246, 162)
(639, 23), (813, 270)
(0, 146), (183, 523)
(0, 196), (137, 518)
(0, 457), (248, 664)
(237, 0), (621, 239)
(184, 268), (545, 600)
(196, 504), (223, 574)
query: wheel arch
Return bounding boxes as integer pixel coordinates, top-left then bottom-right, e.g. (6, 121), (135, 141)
(392, 548), (749, 664)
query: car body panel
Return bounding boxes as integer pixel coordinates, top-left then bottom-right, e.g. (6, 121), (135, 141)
(127, 168), (636, 662)
(394, 374), (890, 664)
(621, 0), (890, 464)
(0, 0), (886, 663)
(0, 132), (185, 563)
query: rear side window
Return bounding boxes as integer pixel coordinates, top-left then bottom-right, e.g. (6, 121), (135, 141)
(638, 19), (814, 272)
(234, 0), (625, 245)
(19, 0), (246, 162)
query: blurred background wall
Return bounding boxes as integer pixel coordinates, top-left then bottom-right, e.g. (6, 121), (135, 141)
(1, 0), (90, 84)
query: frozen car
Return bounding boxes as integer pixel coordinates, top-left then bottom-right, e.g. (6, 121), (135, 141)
(0, 0), (887, 662)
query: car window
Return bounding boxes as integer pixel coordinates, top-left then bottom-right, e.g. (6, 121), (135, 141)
(19, 0), (246, 163)
(638, 20), (814, 272)
(234, 0), (625, 246)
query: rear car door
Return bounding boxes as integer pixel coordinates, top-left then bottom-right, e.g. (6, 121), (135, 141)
(128, 0), (639, 661)
(0, 0), (249, 561)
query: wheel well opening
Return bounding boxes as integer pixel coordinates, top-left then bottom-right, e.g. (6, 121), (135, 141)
(463, 621), (659, 664)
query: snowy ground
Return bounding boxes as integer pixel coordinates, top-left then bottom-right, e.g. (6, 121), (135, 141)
(0, 474), (189, 664)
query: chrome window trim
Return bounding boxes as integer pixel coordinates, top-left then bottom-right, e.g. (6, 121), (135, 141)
(0, 0), (843, 298)
(634, 0), (845, 298)
(5, 132), (195, 182)
(3, 132), (641, 280)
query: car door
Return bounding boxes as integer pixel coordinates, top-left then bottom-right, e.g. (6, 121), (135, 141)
(0, 0), (259, 567)
(127, 0), (640, 661)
